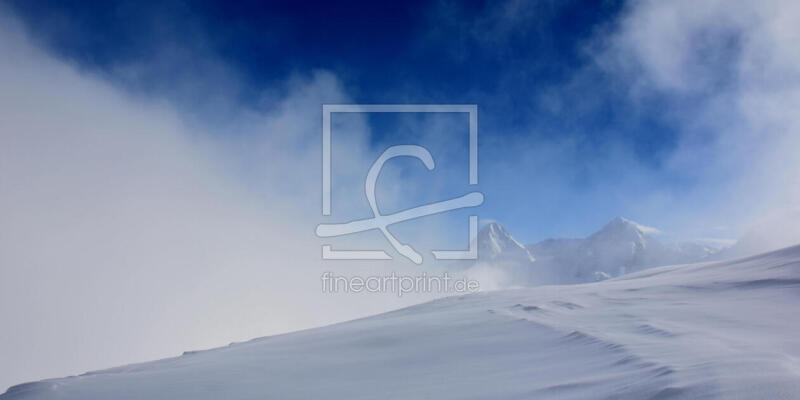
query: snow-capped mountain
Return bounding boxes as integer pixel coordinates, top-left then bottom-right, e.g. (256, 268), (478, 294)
(470, 222), (538, 285)
(528, 217), (718, 283)
(7, 245), (800, 399)
(473, 217), (717, 285)
(476, 221), (535, 263)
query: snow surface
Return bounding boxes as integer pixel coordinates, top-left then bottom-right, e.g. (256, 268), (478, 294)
(4, 245), (800, 399)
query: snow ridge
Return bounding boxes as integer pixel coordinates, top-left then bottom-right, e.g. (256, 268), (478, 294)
(6, 244), (800, 399)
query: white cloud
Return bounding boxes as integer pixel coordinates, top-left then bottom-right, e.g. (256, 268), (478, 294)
(597, 0), (800, 248)
(0, 12), (450, 391)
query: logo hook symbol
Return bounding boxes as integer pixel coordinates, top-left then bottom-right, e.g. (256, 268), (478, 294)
(316, 145), (483, 264)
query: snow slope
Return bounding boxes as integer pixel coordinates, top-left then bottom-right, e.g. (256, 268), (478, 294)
(4, 246), (800, 399)
(715, 209), (800, 260)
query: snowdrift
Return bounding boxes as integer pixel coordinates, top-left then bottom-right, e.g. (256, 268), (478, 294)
(4, 245), (800, 399)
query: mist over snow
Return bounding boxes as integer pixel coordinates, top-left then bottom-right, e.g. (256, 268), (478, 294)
(6, 241), (800, 399)
(463, 217), (721, 288)
(2, 0), (800, 397)
(0, 12), (462, 391)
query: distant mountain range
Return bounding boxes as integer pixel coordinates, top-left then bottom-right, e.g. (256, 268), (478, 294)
(473, 217), (719, 285)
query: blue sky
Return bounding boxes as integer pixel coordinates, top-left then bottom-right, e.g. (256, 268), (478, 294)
(4, 0), (793, 244)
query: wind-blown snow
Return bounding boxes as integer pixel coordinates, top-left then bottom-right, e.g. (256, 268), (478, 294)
(4, 245), (800, 399)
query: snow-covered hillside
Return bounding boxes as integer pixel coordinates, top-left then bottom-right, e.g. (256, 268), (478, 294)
(5, 245), (800, 399)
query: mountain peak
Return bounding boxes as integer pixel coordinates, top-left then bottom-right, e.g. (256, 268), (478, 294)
(482, 221), (508, 236)
(477, 221), (534, 263)
(598, 217), (661, 236)
(476, 218), (714, 285)
(610, 216), (631, 224)
(478, 221), (519, 248)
